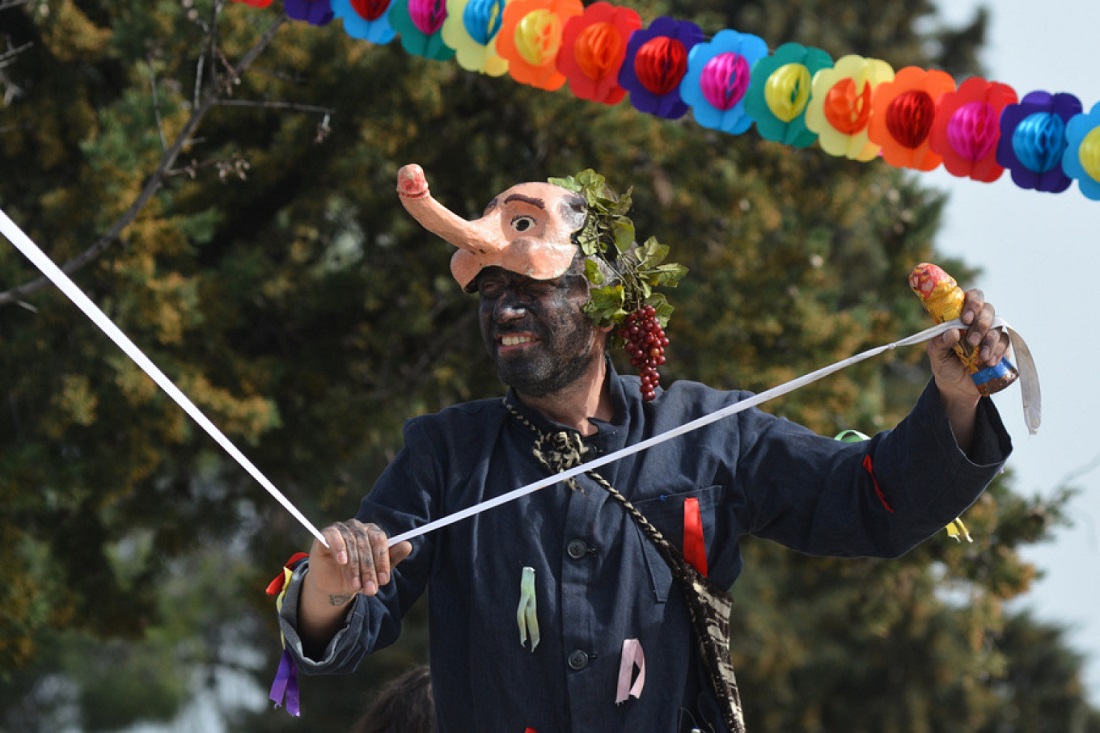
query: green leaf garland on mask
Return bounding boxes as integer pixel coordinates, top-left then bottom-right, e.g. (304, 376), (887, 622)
(548, 169), (688, 347)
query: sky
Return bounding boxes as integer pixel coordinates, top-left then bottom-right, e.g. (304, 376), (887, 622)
(931, 0), (1100, 704)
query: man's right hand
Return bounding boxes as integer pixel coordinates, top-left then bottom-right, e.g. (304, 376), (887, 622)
(297, 520), (413, 658)
(307, 519), (414, 603)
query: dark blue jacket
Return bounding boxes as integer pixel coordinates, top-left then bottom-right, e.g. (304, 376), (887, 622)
(279, 371), (1011, 732)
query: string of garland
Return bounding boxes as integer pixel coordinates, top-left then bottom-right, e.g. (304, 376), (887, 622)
(231, 0), (1100, 201)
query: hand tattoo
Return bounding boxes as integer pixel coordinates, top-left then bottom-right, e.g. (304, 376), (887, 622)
(328, 593), (355, 606)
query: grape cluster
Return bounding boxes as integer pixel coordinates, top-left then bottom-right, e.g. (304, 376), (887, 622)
(619, 305), (669, 402)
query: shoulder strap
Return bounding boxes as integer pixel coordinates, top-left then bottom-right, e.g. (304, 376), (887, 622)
(503, 399), (748, 733)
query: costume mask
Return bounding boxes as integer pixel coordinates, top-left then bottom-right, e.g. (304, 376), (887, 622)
(396, 163), (585, 290)
(395, 163), (687, 401)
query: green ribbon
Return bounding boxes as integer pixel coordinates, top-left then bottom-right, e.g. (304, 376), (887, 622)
(517, 566), (540, 651)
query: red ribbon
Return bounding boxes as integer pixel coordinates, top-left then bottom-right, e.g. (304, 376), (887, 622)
(266, 551), (309, 595)
(862, 454), (895, 513)
(682, 497), (708, 576)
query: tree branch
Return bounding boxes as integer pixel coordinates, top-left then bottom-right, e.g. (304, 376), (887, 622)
(147, 55), (169, 152)
(0, 41), (32, 68)
(212, 98), (335, 116)
(0, 12), (288, 308)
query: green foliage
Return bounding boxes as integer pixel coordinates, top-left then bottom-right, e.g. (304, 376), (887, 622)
(548, 168), (687, 330)
(583, 234), (688, 331)
(978, 610), (1100, 733)
(0, 0), (1093, 731)
(730, 477), (1078, 732)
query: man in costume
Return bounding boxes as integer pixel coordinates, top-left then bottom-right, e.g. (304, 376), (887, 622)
(276, 165), (1013, 732)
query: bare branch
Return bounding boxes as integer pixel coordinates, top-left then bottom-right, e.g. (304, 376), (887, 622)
(166, 152), (251, 182)
(193, 51), (205, 109)
(0, 39), (32, 105)
(1059, 451), (1100, 488)
(0, 12), (289, 307)
(212, 98), (335, 116)
(147, 56), (170, 152)
(185, 0), (214, 106)
(206, 2), (223, 95)
(1, 69), (25, 106)
(0, 41), (32, 68)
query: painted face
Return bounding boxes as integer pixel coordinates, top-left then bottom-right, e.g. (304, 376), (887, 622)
(476, 262), (601, 397)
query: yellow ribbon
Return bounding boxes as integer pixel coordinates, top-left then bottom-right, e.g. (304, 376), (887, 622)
(945, 517), (973, 543)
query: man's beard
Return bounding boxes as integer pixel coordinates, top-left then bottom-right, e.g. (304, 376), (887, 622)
(489, 320), (597, 397)
(495, 347), (593, 397)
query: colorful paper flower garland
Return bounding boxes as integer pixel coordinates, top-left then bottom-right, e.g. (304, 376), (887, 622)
(230, 0), (1100, 200)
(331, 0), (397, 43)
(1064, 102), (1100, 200)
(804, 54), (894, 162)
(743, 42), (833, 148)
(390, 0), (454, 59)
(441, 0), (510, 75)
(681, 29), (768, 135)
(997, 91), (1082, 193)
(557, 2), (641, 104)
(617, 16), (704, 119)
(929, 77), (1018, 183)
(868, 66), (956, 171)
(285, 0), (335, 24)
(496, 0), (583, 90)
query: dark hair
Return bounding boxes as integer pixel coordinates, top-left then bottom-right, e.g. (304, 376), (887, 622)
(350, 665), (434, 733)
(557, 190), (588, 236)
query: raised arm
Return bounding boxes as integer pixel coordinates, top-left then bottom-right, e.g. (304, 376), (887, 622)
(925, 287), (1011, 454)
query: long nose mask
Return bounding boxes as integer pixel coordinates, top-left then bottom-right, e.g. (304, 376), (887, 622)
(396, 164), (587, 290)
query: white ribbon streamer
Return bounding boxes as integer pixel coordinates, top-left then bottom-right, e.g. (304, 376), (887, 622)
(387, 317), (1039, 547)
(0, 208), (329, 547)
(1006, 325), (1042, 434)
(2, 208), (1039, 552)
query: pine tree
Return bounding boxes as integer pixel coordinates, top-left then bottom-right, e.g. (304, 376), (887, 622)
(0, 1), (1091, 731)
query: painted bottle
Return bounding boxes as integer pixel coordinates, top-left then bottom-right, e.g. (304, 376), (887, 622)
(909, 262), (1019, 395)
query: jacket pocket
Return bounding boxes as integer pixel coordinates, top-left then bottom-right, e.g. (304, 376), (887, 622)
(630, 485), (722, 602)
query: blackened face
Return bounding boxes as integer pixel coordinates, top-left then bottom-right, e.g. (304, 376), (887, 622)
(476, 264), (600, 397)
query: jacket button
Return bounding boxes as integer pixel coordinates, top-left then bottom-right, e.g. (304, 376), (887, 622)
(566, 539), (589, 559)
(567, 650), (589, 670)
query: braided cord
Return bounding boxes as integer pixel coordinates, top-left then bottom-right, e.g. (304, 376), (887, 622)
(503, 398), (747, 732)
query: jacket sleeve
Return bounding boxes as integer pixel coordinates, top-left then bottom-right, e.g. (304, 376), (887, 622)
(276, 417), (440, 675)
(276, 561), (377, 674)
(738, 380), (1012, 558)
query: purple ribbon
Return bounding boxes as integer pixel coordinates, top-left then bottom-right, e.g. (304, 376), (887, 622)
(269, 648), (301, 716)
